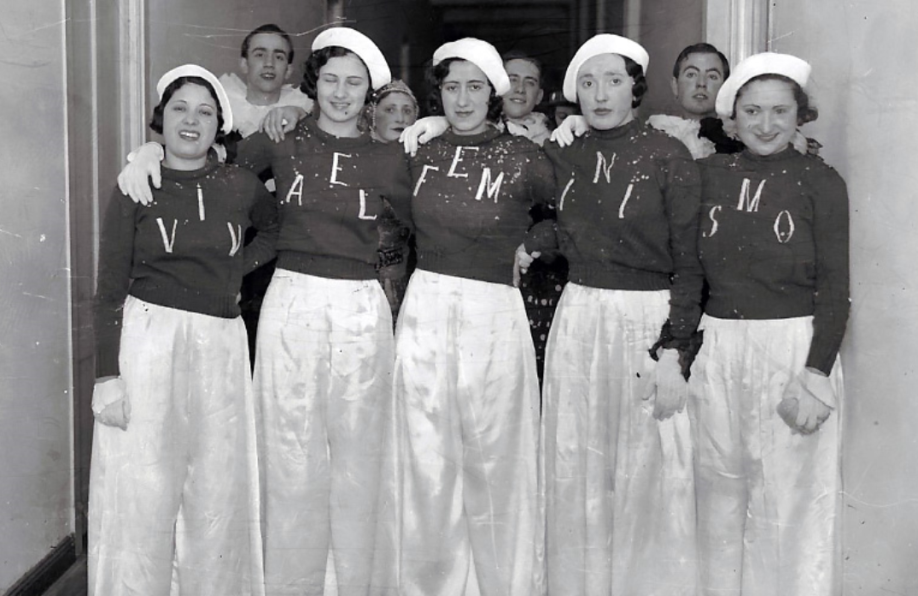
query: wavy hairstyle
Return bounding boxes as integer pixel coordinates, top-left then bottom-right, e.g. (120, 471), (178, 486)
(426, 57), (504, 123)
(300, 46), (375, 105)
(150, 76), (226, 145)
(733, 74), (818, 125)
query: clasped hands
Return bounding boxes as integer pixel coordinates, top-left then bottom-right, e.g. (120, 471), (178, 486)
(777, 368), (835, 435)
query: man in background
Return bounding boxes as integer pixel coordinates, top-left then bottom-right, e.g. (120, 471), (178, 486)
(502, 52), (552, 145)
(649, 42), (744, 157)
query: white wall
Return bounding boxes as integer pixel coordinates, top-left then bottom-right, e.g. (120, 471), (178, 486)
(631, 0), (705, 118)
(147, 0), (328, 112)
(0, 2), (74, 589)
(770, 2), (918, 593)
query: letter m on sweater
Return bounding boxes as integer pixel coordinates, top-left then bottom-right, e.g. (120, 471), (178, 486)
(737, 178), (766, 212)
(475, 168), (504, 202)
(593, 151), (617, 183)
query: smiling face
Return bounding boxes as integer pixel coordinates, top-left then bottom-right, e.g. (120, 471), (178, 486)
(671, 52), (725, 119)
(374, 91), (418, 142)
(576, 53), (635, 131)
(161, 82), (219, 171)
(502, 58), (543, 120)
(734, 77), (799, 156)
(240, 32), (294, 104)
(440, 60), (492, 136)
(315, 53), (370, 137)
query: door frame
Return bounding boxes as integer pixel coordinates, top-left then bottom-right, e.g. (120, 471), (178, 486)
(66, 0), (147, 551)
(704, 0), (771, 65)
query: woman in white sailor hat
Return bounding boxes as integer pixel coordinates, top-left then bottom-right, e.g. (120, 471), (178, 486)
(88, 64), (277, 596)
(388, 37), (556, 596)
(691, 52), (848, 596)
(538, 33), (703, 596)
(115, 27), (414, 595)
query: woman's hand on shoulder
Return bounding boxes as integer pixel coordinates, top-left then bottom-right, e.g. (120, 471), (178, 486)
(261, 106), (307, 143)
(400, 116), (449, 157)
(117, 143), (164, 206)
(549, 115), (588, 147)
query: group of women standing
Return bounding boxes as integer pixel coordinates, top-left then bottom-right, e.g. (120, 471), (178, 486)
(90, 24), (848, 596)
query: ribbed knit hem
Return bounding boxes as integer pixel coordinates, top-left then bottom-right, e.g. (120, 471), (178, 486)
(568, 263), (671, 291)
(130, 283), (240, 321)
(276, 251), (378, 280)
(704, 298), (813, 322)
(705, 300), (838, 375)
(416, 252), (515, 287)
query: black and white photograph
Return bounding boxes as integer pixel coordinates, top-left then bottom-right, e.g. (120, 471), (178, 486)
(1, 0), (915, 594)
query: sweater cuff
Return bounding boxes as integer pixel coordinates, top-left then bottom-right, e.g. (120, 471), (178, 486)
(805, 346), (838, 377)
(95, 343), (121, 379)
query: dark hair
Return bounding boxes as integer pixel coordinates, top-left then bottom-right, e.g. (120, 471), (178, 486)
(150, 76), (226, 145)
(300, 46), (375, 105)
(672, 43), (730, 79)
(732, 74), (818, 125)
(241, 24), (294, 63)
(502, 51), (544, 87)
(622, 55), (648, 108)
(426, 58), (504, 122)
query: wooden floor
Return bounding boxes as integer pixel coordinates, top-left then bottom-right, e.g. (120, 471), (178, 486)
(42, 556), (87, 596)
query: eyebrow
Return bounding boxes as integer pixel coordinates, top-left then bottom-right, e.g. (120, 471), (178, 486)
(250, 45), (289, 55)
(579, 70), (626, 78)
(682, 65), (722, 74)
(739, 102), (793, 108)
(444, 78), (488, 84)
(174, 99), (216, 109)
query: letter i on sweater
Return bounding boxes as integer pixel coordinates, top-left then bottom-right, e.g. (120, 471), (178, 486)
(94, 162), (279, 378)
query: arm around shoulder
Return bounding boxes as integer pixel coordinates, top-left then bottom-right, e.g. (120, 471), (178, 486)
(118, 142), (165, 205)
(243, 172), (280, 273)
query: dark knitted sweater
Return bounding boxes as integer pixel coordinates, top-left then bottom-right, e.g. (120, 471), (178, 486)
(542, 119), (704, 339)
(236, 115), (412, 280)
(409, 127), (556, 285)
(94, 162), (279, 377)
(697, 147), (850, 374)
